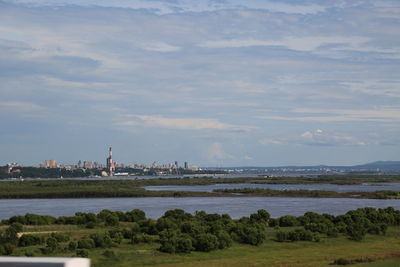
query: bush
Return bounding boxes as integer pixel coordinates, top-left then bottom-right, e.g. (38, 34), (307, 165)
(90, 233), (113, 248)
(194, 233), (219, 252)
(68, 241), (78, 251)
(76, 249), (89, 258)
(85, 222), (96, 229)
(250, 209), (270, 223)
(276, 231), (288, 242)
(216, 230), (232, 249)
(0, 243), (15, 255)
(10, 222), (23, 232)
(346, 224), (366, 241)
(125, 209), (146, 222)
(1, 226), (19, 244)
(103, 250), (117, 259)
(18, 234), (42, 247)
(276, 229), (315, 242)
(332, 257), (375, 265)
(279, 216), (298, 227)
(104, 214), (119, 226)
(78, 238), (95, 249)
(51, 233), (69, 242)
(175, 237), (193, 253)
(45, 237), (59, 252)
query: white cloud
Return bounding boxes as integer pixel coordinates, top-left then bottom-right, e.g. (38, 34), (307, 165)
(0, 101), (44, 112)
(116, 114), (252, 132)
(258, 107), (400, 123)
(206, 142), (232, 161)
(199, 36), (370, 52)
(260, 129), (365, 147)
(298, 129), (365, 146)
(244, 155), (253, 161)
(140, 42), (180, 52)
(6, 0), (326, 15)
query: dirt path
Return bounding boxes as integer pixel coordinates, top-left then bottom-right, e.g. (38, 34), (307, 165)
(17, 231), (60, 238)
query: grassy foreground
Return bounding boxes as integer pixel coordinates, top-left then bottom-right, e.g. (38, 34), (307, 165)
(10, 225), (400, 267)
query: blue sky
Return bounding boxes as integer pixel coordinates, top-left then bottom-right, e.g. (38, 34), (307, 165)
(0, 0), (399, 167)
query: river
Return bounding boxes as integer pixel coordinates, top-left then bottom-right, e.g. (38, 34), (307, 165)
(1, 197), (399, 220)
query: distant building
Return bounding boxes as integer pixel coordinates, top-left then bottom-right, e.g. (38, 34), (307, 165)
(184, 161), (188, 169)
(42, 160), (57, 168)
(175, 161), (179, 168)
(84, 161), (94, 169)
(106, 147), (116, 176)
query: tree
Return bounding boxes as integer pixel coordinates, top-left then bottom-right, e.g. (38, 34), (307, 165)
(194, 233), (218, 252)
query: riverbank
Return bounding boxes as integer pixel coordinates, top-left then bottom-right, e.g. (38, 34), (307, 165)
(0, 177), (399, 199)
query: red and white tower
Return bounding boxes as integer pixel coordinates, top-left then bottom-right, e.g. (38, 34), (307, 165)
(106, 147), (116, 176)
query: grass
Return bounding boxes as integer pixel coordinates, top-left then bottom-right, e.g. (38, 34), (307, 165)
(11, 226), (400, 267)
(86, 228), (400, 267)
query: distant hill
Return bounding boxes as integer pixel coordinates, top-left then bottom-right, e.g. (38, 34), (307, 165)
(210, 161), (400, 173)
(354, 161), (400, 171)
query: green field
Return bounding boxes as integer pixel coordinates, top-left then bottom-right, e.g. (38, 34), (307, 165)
(1, 206), (400, 267)
(8, 225), (400, 267)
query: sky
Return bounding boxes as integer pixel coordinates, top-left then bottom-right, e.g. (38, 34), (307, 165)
(0, 0), (399, 167)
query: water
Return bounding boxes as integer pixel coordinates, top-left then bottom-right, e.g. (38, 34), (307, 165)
(0, 197), (399, 220)
(144, 182), (400, 193)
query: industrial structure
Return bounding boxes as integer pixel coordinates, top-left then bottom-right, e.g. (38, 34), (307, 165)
(106, 147), (116, 176)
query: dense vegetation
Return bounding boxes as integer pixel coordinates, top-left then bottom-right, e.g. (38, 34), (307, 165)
(0, 177), (399, 199)
(213, 188), (400, 199)
(0, 207), (399, 258)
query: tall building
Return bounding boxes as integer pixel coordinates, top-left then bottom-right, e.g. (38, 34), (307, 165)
(42, 160), (57, 168)
(106, 147), (116, 176)
(184, 161), (188, 169)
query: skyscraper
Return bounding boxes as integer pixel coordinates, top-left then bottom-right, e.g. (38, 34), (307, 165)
(106, 147), (116, 176)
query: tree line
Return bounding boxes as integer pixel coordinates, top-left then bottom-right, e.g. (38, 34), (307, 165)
(1, 207), (399, 256)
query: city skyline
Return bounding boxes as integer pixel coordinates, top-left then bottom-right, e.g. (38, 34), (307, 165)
(1, 0), (399, 166)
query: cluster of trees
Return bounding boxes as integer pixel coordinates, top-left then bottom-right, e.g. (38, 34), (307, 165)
(1, 207), (399, 256)
(273, 207), (399, 241)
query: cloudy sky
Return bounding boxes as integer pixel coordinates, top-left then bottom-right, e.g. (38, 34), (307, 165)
(0, 0), (399, 167)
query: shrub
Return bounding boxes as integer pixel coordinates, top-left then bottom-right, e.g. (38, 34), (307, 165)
(10, 222), (23, 232)
(68, 241), (78, 251)
(279, 216), (298, 227)
(125, 209), (146, 222)
(51, 233), (69, 242)
(250, 209), (270, 223)
(45, 237), (59, 252)
(194, 233), (219, 252)
(90, 233), (113, 248)
(18, 234), (42, 247)
(85, 222), (96, 229)
(216, 230), (232, 249)
(175, 237), (193, 253)
(76, 249), (89, 258)
(0, 244), (15, 255)
(104, 214), (119, 227)
(77, 238), (95, 249)
(103, 250), (117, 259)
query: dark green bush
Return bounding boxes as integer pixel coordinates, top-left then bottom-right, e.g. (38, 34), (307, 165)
(18, 234), (42, 247)
(76, 249), (89, 257)
(77, 238), (95, 249)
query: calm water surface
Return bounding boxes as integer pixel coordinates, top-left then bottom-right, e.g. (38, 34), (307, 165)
(144, 182), (400, 193)
(1, 197), (399, 220)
